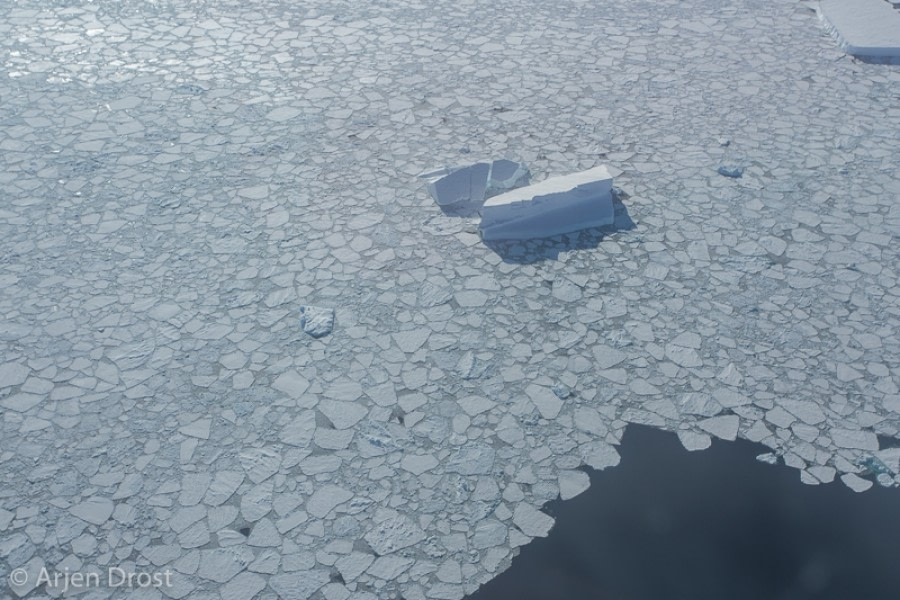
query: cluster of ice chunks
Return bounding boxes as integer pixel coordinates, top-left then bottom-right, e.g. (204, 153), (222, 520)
(423, 161), (616, 241)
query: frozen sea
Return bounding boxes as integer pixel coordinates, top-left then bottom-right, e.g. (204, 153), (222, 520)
(1, 0), (899, 598)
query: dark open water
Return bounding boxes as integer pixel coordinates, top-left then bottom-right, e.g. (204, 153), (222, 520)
(467, 424), (900, 600)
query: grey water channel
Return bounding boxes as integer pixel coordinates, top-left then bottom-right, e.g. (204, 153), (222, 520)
(467, 424), (900, 600)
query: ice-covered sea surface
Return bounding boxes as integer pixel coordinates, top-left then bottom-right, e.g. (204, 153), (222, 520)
(467, 425), (900, 600)
(1, 0), (899, 598)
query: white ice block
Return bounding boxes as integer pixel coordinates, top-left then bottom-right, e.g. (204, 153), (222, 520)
(479, 165), (614, 241)
(426, 162), (491, 207)
(424, 160), (529, 209)
(819, 0), (900, 57)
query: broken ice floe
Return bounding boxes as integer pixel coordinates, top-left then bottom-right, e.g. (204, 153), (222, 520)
(421, 159), (530, 213)
(480, 165), (615, 241)
(299, 305), (334, 338)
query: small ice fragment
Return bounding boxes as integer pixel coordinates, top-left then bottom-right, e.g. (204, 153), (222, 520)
(456, 351), (491, 380)
(480, 165), (614, 241)
(551, 383), (572, 399)
(446, 445), (496, 475)
(299, 306), (334, 338)
(698, 415), (740, 441)
(717, 165), (743, 178)
(678, 430), (712, 452)
(756, 452), (779, 465)
(558, 470), (590, 500)
(679, 393), (723, 417)
(876, 473), (895, 488)
(70, 497), (114, 525)
(363, 513), (426, 555)
(841, 473), (874, 493)
(307, 485), (353, 518)
(512, 503), (555, 537)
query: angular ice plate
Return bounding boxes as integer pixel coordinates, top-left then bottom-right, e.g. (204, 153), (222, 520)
(479, 165), (614, 241)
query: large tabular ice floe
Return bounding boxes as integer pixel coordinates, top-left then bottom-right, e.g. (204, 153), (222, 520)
(479, 166), (615, 241)
(819, 0), (900, 57)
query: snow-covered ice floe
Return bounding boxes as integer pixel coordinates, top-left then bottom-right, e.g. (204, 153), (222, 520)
(818, 0), (900, 57)
(479, 165), (614, 241)
(423, 160), (530, 210)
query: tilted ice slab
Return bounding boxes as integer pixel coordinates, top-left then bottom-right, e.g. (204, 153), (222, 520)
(479, 165), (614, 241)
(819, 0), (900, 57)
(422, 160), (530, 209)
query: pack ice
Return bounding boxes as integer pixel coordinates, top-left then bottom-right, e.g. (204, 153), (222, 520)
(479, 165), (615, 241)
